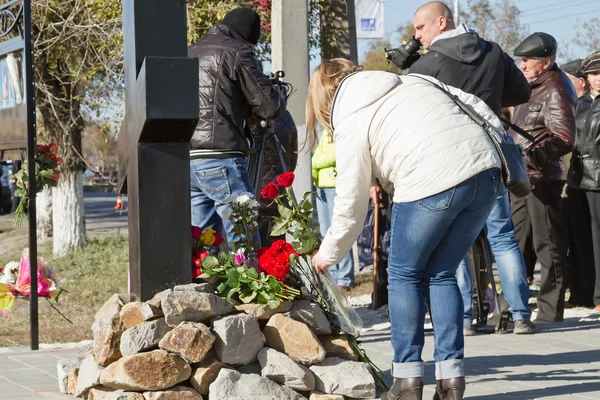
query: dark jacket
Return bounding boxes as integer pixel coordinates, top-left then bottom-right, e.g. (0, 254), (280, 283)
(188, 25), (286, 155)
(409, 31), (530, 115)
(568, 93), (600, 191)
(512, 65), (577, 183)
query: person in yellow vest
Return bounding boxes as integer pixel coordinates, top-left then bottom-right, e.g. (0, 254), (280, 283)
(312, 128), (355, 291)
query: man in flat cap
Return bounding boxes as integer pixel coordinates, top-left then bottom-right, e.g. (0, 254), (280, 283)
(510, 32), (577, 323)
(566, 51), (600, 312)
(562, 59), (589, 100)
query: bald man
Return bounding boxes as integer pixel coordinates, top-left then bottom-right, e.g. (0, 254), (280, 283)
(409, 1), (530, 115)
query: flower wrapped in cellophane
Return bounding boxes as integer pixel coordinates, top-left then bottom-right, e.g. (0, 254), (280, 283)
(0, 249), (63, 319)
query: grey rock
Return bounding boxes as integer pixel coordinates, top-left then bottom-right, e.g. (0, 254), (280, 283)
(88, 387), (145, 400)
(211, 314), (265, 365)
(309, 357), (376, 399)
(57, 359), (80, 394)
(161, 291), (234, 327)
(289, 300), (332, 336)
(75, 355), (104, 398)
(235, 301), (293, 320)
(146, 289), (172, 309)
(120, 318), (172, 356)
(258, 347), (315, 391)
(236, 361), (262, 376)
(208, 368), (306, 400)
(143, 385), (203, 399)
(174, 283), (214, 294)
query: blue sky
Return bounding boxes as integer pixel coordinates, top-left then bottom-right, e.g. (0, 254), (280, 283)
(356, 0), (600, 64)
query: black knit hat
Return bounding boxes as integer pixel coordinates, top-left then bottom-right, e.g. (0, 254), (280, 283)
(223, 8), (261, 45)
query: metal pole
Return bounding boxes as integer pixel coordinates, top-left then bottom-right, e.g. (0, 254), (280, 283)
(454, 0), (460, 25)
(24, 0), (39, 351)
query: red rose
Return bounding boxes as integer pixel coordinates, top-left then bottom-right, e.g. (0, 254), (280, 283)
(53, 173), (60, 182)
(56, 157), (64, 165)
(49, 153), (57, 161)
(191, 226), (203, 239)
(261, 182), (279, 201)
(193, 266), (202, 278)
(276, 172), (295, 188)
(48, 143), (58, 153)
(213, 233), (224, 246)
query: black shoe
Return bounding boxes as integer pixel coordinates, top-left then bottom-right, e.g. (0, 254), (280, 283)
(381, 377), (424, 400)
(513, 319), (535, 334)
(433, 377), (466, 400)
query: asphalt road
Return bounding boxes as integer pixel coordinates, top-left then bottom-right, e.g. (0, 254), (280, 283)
(83, 192), (129, 235)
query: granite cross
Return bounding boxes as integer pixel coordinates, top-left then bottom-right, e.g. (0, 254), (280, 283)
(119, 0), (199, 301)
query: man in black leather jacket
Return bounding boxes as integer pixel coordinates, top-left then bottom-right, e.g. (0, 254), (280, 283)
(566, 52), (600, 311)
(187, 7), (286, 247)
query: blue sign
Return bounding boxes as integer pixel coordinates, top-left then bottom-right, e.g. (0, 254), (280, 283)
(360, 18), (376, 32)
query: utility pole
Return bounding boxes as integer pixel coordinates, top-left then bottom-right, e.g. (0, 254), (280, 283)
(454, 0), (460, 24)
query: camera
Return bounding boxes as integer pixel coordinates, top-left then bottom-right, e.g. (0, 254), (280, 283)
(384, 37), (423, 70)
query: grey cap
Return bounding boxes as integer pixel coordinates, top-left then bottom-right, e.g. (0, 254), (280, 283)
(561, 59), (585, 79)
(514, 32), (557, 58)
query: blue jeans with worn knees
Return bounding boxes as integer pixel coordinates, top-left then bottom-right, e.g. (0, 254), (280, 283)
(316, 187), (355, 287)
(190, 157), (260, 248)
(456, 184), (531, 323)
(388, 168), (500, 380)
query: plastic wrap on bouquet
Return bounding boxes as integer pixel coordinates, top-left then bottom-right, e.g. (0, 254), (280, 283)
(0, 249), (61, 319)
(319, 270), (363, 337)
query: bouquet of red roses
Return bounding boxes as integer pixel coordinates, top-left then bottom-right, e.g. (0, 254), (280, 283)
(191, 226), (224, 279)
(11, 143), (63, 227)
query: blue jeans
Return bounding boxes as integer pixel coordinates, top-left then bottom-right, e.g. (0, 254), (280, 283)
(316, 187), (355, 287)
(388, 169), (500, 380)
(190, 157), (260, 247)
(456, 185), (531, 323)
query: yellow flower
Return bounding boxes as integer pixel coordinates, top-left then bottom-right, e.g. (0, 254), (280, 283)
(200, 228), (216, 246)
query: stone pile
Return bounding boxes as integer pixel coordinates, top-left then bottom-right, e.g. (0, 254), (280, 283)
(57, 283), (377, 400)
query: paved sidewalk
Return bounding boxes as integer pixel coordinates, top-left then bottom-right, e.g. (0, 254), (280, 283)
(0, 313), (599, 399)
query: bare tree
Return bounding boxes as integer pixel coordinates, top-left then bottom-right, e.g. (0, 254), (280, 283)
(361, 40), (401, 73)
(32, 0), (123, 256)
(572, 17), (600, 57)
(461, 0), (528, 53)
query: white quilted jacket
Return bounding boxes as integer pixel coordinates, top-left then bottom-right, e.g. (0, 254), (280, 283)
(319, 72), (502, 265)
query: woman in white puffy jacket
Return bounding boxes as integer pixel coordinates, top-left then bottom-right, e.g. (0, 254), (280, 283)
(308, 59), (503, 400)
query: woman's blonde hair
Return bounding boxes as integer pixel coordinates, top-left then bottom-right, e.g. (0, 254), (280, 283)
(304, 58), (361, 151)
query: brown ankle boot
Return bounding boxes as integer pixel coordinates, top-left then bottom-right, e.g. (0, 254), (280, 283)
(381, 377), (424, 400)
(433, 377), (466, 400)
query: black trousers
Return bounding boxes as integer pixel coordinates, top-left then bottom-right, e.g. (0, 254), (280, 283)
(566, 188), (597, 307)
(511, 181), (566, 321)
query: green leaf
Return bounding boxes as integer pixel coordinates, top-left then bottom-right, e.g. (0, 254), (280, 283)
(239, 291), (258, 303)
(226, 277), (239, 288)
(270, 218), (290, 237)
(247, 268), (258, 279)
(202, 256), (220, 270)
(227, 286), (240, 299)
(218, 252), (230, 265)
(251, 281), (261, 291)
(267, 298), (281, 309)
(260, 291), (272, 300)
(216, 282), (228, 293)
(278, 204), (293, 219)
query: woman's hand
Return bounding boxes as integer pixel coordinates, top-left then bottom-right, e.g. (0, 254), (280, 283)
(369, 185), (382, 203)
(311, 251), (331, 274)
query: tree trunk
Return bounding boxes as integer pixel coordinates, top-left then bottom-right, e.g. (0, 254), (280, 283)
(52, 168), (85, 256)
(36, 188), (53, 240)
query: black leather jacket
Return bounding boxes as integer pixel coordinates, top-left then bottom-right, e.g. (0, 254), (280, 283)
(568, 93), (600, 191)
(188, 25), (286, 155)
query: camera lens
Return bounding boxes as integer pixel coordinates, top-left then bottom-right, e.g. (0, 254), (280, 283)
(404, 37), (422, 54)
